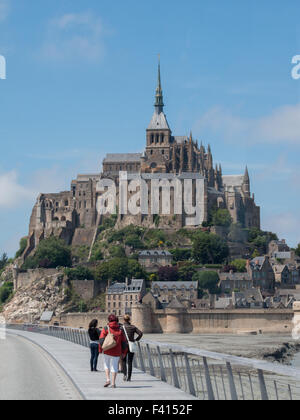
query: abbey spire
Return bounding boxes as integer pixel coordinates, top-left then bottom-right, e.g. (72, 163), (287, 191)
(147, 58), (170, 131)
(155, 57), (164, 114)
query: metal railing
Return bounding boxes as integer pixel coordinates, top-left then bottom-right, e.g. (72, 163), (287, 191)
(6, 323), (300, 400)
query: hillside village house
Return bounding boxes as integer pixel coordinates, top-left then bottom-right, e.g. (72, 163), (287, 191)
(151, 281), (198, 306)
(247, 256), (275, 292)
(106, 279), (146, 316)
(272, 264), (290, 286)
(138, 250), (173, 272)
(218, 272), (252, 293)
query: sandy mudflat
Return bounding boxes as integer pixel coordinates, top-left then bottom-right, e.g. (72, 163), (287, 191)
(144, 333), (300, 363)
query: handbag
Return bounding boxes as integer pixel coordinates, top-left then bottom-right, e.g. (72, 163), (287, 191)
(123, 325), (137, 353)
(102, 326), (117, 352)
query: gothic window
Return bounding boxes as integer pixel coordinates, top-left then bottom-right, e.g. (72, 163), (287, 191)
(161, 133), (165, 143)
(151, 134), (154, 143)
(156, 134), (159, 143)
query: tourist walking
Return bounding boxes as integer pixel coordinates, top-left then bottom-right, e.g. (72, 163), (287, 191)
(99, 315), (128, 388)
(122, 314), (143, 382)
(88, 319), (101, 372)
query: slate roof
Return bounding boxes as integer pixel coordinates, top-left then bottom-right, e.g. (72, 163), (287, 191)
(250, 256), (265, 268)
(148, 111), (170, 130)
(222, 175), (244, 187)
(103, 153), (142, 163)
(152, 281), (198, 290)
(124, 279), (144, 293)
(173, 136), (189, 144)
(107, 280), (145, 294)
(107, 282), (127, 293)
(40, 311), (54, 322)
(167, 296), (185, 309)
(139, 250), (172, 257)
(273, 252), (292, 260)
(219, 272), (251, 281)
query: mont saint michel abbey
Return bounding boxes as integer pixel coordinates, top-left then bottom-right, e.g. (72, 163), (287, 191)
(26, 64), (260, 254)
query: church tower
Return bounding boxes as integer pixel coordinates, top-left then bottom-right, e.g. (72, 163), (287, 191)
(142, 59), (172, 173)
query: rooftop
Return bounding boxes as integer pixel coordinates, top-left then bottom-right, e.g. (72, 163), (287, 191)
(103, 153), (142, 163)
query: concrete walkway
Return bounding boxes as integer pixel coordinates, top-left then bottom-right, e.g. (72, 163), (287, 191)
(5, 329), (196, 401)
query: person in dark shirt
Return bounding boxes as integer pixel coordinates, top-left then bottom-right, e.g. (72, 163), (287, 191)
(88, 319), (101, 372)
(121, 315), (143, 382)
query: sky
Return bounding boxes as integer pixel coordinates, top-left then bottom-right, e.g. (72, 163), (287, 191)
(0, 0), (300, 257)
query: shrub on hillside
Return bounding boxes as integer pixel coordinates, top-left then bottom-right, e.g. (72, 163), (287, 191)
(192, 271), (220, 295)
(192, 231), (229, 265)
(22, 237), (72, 270)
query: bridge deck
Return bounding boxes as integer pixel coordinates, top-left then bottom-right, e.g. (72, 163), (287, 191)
(6, 329), (195, 400)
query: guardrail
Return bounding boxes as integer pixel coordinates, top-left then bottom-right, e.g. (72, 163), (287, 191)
(6, 323), (300, 400)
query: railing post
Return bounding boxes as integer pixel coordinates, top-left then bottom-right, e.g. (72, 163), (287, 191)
(203, 357), (215, 400)
(257, 369), (269, 401)
(157, 346), (167, 383)
(169, 349), (180, 389)
(226, 362), (238, 400)
(137, 342), (146, 372)
(184, 354), (196, 397)
(146, 344), (155, 377)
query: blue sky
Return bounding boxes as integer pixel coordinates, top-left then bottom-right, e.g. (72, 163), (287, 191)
(0, 0), (300, 256)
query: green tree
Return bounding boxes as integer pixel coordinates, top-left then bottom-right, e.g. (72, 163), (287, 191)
(252, 249), (260, 258)
(0, 282), (13, 304)
(127, 259), (146, 279)
(212, 209), (232, 227)
(15, 237), (28, 258)
(109, 246), (126, 258)
(22, 237), (72, 269)
(170, 248), (191, 262)
(178, 264), (197, 281)
(0, 253), (8, 271)
(65, 266), (94, 280)
(192, 232), (229, 264)
(231, 259), (247, 273)
(295, 244), (300, 257)
(193, 271), (220, 294)
(94, 258), (129, 284)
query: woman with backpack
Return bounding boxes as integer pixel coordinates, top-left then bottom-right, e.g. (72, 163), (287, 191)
(99, 314), (128, 388)
(122, 314), (143, 382)
(88, 319), (101, 372)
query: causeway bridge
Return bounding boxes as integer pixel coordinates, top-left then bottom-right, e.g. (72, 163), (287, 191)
(1, 324), (300, 400)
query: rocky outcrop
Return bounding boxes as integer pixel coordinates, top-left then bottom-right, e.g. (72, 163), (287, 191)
(3, 270), (68, 323)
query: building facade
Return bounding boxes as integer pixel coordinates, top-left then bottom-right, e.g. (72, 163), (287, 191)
(105, 279), (146, 317)
(138, 250), (173, 271)
(151, 281), (198, 306)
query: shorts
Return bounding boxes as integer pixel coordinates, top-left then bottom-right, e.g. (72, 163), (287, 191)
(103, 354), (120, 373)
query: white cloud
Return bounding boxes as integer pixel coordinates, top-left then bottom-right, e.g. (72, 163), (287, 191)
(195, 103), (300, 145)
(0, 171), (35, 208)
(0, 0), (10, 22)
(41, 11), (105, 61)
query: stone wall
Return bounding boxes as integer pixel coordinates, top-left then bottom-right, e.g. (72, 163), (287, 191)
(55, 312), (109, 329)
(53, 306), (293, 334)
(15, 268), (59, 290)
(72, 280), (101, 301)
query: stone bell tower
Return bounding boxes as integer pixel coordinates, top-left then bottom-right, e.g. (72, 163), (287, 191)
(142, 58), (172, 173)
